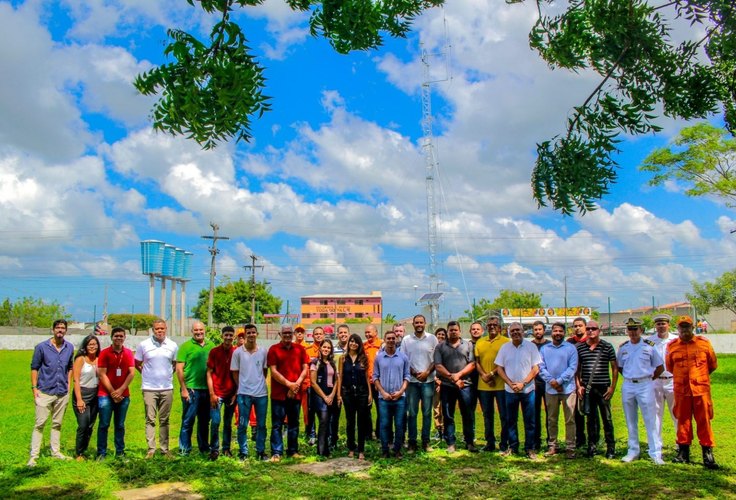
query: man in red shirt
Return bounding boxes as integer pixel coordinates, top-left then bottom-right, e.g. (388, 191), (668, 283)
(206, 326), (237, 460)
(96, 327), (136, 459)
(267, 324), (309, 461)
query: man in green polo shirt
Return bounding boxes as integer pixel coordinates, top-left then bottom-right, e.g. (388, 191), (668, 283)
(177, 321), (215, 455)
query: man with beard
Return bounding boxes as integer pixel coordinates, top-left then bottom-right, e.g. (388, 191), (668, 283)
(434, 321), (478, 453)
(28, 319), (75, 466)
(402, 314), (438, 453)
(539, 323), (578, 458)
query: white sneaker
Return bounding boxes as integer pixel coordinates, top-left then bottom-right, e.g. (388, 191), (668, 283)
(51, 452), (70, 460)
(621, 453), (639, 463)
(26, 458), (37, 468)
(652, 457), (665, 465)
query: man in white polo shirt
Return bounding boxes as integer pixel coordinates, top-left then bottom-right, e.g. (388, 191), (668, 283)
(135, 318), (178, 458)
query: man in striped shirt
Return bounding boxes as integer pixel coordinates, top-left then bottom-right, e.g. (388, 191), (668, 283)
(575, 320), (618, 458)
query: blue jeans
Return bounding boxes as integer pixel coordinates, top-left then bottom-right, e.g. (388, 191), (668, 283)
(237, 394), (268, 457)
(478, 390), (509, 450)
(407, 382), (435, 446)
(440, 384), (475, 446)
(96, 396), (130, 457)
(179, 389), (210, 454)
(378, 397), (407, 453)
(506, 391), (535, 453)
(270, 398), (301, 457)
(209, 396), (236, 453)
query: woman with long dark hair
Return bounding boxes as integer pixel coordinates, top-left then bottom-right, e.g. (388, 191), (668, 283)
(72, 334), (100, 460)
(337, 333), (372, 459)
(310, 339), (339, 457)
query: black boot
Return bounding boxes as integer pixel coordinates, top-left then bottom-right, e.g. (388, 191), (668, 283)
(702, 446), (718, 470)
(673, 444), (690, 463)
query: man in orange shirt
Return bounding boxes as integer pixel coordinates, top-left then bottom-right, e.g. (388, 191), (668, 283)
(665, 316), (718, 469)
(364, 324), (383, 440)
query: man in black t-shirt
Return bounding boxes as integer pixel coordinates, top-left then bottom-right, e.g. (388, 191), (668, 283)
(575, 320), (619, 458)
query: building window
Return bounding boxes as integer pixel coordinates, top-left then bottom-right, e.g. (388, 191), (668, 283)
(337, 299), (346, 305)
(337, 313), (346, 318)
(355, 313), (364, 318)
(355, 300), (363, 305)
(320, 313), (329, 319)
(303, 313), (310, 318)
(319, 300), (329, 305)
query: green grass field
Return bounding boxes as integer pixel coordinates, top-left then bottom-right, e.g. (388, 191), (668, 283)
(0, 351), (734, 499)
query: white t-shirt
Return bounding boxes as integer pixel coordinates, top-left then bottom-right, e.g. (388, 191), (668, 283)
(134, 337), (178, 391)
(495, 339), (542, 394)
(230, 345), (268, 397)
(401, 332), (438, 383)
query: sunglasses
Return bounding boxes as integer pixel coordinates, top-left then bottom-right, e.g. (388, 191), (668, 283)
(585, 327), (598, 331)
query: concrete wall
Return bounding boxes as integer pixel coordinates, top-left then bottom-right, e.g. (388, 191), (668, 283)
(3, 333), (736, 354)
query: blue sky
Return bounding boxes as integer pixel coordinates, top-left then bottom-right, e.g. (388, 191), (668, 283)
(1, 0), (734, 323)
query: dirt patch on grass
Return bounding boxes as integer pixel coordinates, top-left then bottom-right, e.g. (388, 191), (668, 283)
(115, 482), (203, 499)
(287, 457), (373, 477)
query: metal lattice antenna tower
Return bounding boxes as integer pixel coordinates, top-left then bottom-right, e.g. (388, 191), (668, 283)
(420, 42), (448, 328)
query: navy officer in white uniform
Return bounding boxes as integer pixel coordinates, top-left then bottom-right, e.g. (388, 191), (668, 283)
(645, 313), (678, 444)
(617, 317), (665, 465)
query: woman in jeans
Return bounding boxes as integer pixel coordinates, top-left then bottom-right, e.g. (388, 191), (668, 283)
(72, 334), (100, 460)
(337, 334), (372, 460)
(310, 339), (339, 457)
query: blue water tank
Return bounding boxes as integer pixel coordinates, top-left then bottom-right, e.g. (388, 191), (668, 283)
(173, 248), (185, 279)
(161, 244), (177, 277)
(182, 251), (193, 281)
(140, 240), (165, 275)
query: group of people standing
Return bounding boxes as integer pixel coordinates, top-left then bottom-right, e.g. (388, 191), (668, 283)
(28, 313), (719, 469)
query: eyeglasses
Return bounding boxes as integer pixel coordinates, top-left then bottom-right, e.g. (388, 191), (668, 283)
(487, 324), (499, 328)
(585, 327), (598, 331)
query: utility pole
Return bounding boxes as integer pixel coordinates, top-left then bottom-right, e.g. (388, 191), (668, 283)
(243, 254), (264, 323)
(202, 222), (229, 328)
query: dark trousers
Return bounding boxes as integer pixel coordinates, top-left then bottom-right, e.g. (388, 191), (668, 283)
(343, 389), (370, 453)
(312, 394), (339, 457)
(478, 390), (509, 450)
(585, 384), (615, 451)
(270, 398), (301, 457)
(440, 384), (475, 446)
(305, 387), (317, 439)
(506, 390), (535, 453)
(533, 379), (548, 450)
(73, 386), (99, 456)
(329, 401), (340, 448)
(209, 396), (236, 453)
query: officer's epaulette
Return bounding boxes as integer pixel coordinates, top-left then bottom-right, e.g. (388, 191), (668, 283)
(644, 339), (655, 346)
(620, 340), (629, 346)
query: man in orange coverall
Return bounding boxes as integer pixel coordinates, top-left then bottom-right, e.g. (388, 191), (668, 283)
(665, 315), (718, 469)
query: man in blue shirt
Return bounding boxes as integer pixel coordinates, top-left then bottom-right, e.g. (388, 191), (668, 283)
(28, 319), (75, 467)
(372, 330), (410, 458)
(539, 322), (579, 458)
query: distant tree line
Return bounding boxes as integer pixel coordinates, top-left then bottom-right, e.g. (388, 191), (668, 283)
(0, 297), (70, 329)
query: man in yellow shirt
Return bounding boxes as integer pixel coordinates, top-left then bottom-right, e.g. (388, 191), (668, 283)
(474, 316), (510, 452)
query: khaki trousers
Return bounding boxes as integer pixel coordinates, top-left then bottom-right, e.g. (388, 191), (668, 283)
(545, 392), (576, 449)
(143, 390), (173, 453)
(30, 392), (70, 459)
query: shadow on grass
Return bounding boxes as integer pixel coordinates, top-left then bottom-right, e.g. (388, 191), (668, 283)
(0, 465), (101, 499)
